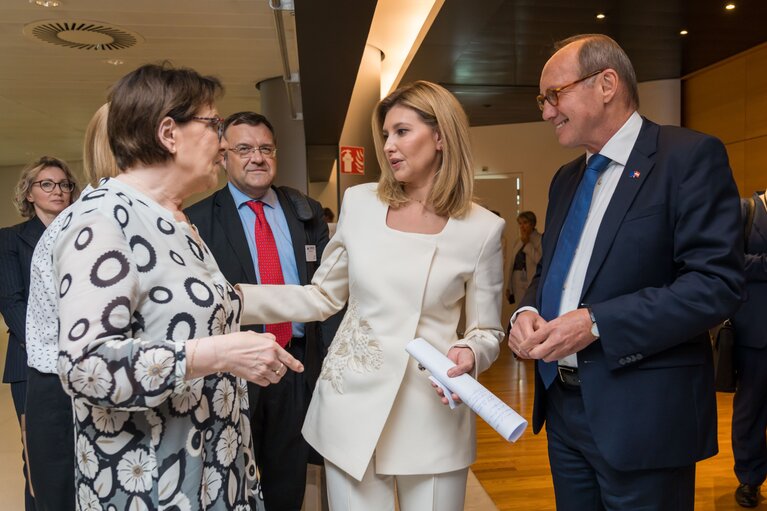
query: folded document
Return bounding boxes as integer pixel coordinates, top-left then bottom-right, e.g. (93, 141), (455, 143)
(406, 338), (528, 442)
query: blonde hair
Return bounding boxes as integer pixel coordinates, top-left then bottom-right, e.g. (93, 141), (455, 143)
(83, 103), (120, 185)
(372, 81), (474, 218)
(13, 156), (80, 218)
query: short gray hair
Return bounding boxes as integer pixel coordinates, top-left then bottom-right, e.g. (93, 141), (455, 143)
(555, 34), (639, 110)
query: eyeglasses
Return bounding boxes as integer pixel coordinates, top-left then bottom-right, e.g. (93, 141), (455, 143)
(32, 179), (75, 193)
(536, 69), (605, 111)
(228, 144), (277, 159)
(190, 116), (225, 140)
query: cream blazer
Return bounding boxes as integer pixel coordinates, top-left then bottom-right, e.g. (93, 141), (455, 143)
(240, 183), (505, 480)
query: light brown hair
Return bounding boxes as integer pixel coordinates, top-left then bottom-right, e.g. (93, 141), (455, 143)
(372, 80), (474, 218)
(13, 156), (80, 218)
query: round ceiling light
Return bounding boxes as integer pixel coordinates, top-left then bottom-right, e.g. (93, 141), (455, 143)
(30, 0), (62, 7)
(23, 20), (143, 51)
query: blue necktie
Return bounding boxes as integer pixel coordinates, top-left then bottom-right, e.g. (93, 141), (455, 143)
(538, 153), (612, 388)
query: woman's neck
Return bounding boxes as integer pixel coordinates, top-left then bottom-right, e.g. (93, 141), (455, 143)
(36, 211), (56, 227)
(116, 169), (184, 213)
(403, 181), (433, 205)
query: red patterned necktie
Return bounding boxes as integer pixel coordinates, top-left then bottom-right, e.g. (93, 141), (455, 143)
(246, 200), (293, 348)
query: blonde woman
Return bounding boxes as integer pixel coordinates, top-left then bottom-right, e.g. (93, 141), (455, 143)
(238, 81), (505, 510)
(0, 156), (80, 510)
(24, 104), (118, 510)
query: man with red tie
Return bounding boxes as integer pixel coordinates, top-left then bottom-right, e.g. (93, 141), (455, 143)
(186, 111), (331, 511)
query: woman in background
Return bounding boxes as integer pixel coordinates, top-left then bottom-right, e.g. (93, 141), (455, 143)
(0, 156), (80, 511)
(506, 210), (542, 305)
(24, 104), (118, 511)
(238, 80), (505, 511)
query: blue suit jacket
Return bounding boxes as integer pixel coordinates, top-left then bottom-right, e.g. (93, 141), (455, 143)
(732, 193), (767, 348)
(520, 118), (744, 471)
(0, 216), (45, 383)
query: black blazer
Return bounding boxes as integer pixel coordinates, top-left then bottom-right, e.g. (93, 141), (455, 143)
(185, 185), (331, 389)
(521, 118), (744, 471)
(0, 216), (45, 383)
(732, 193), (767, 348)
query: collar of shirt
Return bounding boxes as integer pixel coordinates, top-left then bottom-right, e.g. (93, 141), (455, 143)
(228, 182), (278, 210)
(586, 111), (643, 169)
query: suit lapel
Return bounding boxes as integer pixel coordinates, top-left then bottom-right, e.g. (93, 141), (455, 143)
(18, 216), (45, 249)
(581, 119), (658, 296)
(214, 188), (259, 283)
(274, 187), (308, 284)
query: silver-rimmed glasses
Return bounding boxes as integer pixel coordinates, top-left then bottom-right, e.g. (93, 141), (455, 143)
(228, 144), (277, 159)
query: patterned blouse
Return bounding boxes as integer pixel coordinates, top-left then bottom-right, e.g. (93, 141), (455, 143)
(54, 178), (256, 510)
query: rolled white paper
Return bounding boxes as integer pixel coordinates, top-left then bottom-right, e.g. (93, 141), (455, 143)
(406, 338), (528, 442)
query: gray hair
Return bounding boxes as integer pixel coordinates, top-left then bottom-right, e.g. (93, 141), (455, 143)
(555, 34), (639, 110)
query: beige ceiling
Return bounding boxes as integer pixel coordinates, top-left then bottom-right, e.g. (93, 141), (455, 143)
(0, 0), (291, 167)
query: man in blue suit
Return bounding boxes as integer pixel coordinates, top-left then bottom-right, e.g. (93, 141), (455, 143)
(508, 34), (744, 510)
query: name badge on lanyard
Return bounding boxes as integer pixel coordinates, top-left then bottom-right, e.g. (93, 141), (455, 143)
(305, 244), (317, 262)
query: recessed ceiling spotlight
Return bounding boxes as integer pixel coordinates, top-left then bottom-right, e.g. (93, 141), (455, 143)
(680, 29), (689, 35)
(30, 0), (61, 6)
(725, 3), (736, 10)
(104, 58), (124, 66)
(596, 13), (606, 20)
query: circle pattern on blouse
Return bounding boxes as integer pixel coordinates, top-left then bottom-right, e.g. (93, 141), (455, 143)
(129, 235), (157, 273)
(55, 181), (250, 509)
(157, 218), (175, 235)
(90, 251), (130, 288)
(184, 277), (214, 308)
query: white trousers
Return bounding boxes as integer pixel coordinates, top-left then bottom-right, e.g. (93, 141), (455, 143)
(324, 457), (469, 511)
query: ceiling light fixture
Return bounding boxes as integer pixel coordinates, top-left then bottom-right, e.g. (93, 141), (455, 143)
(725, 3), (736, 10)
(596, 13), (606, 20)
(30, 0), (61, 6)
(680, 29), (688, 35)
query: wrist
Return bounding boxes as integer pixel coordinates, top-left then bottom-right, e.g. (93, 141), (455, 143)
(586, 306), (600, 338)
(189, 337), (224, 378)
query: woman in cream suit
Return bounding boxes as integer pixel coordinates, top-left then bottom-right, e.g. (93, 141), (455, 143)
(239, 81), (505, 511)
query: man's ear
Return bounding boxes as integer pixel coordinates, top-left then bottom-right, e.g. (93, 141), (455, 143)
(158, 116), (177, 154)
(600, 69), (619, 104)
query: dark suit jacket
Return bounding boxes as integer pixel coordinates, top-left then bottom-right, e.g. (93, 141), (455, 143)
(0, 216), (45, 383)
(185, 185), (330, 390)
(732, 193), (767, 348)
(520, 118), (744, 471)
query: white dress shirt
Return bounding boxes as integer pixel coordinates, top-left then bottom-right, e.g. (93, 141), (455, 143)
(513, 111), (642, 368)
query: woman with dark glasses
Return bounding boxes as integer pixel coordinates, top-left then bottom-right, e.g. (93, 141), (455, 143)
(0, 155), (80, 511)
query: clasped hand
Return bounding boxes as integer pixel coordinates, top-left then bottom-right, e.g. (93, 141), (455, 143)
(507, 309), (597, 361)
